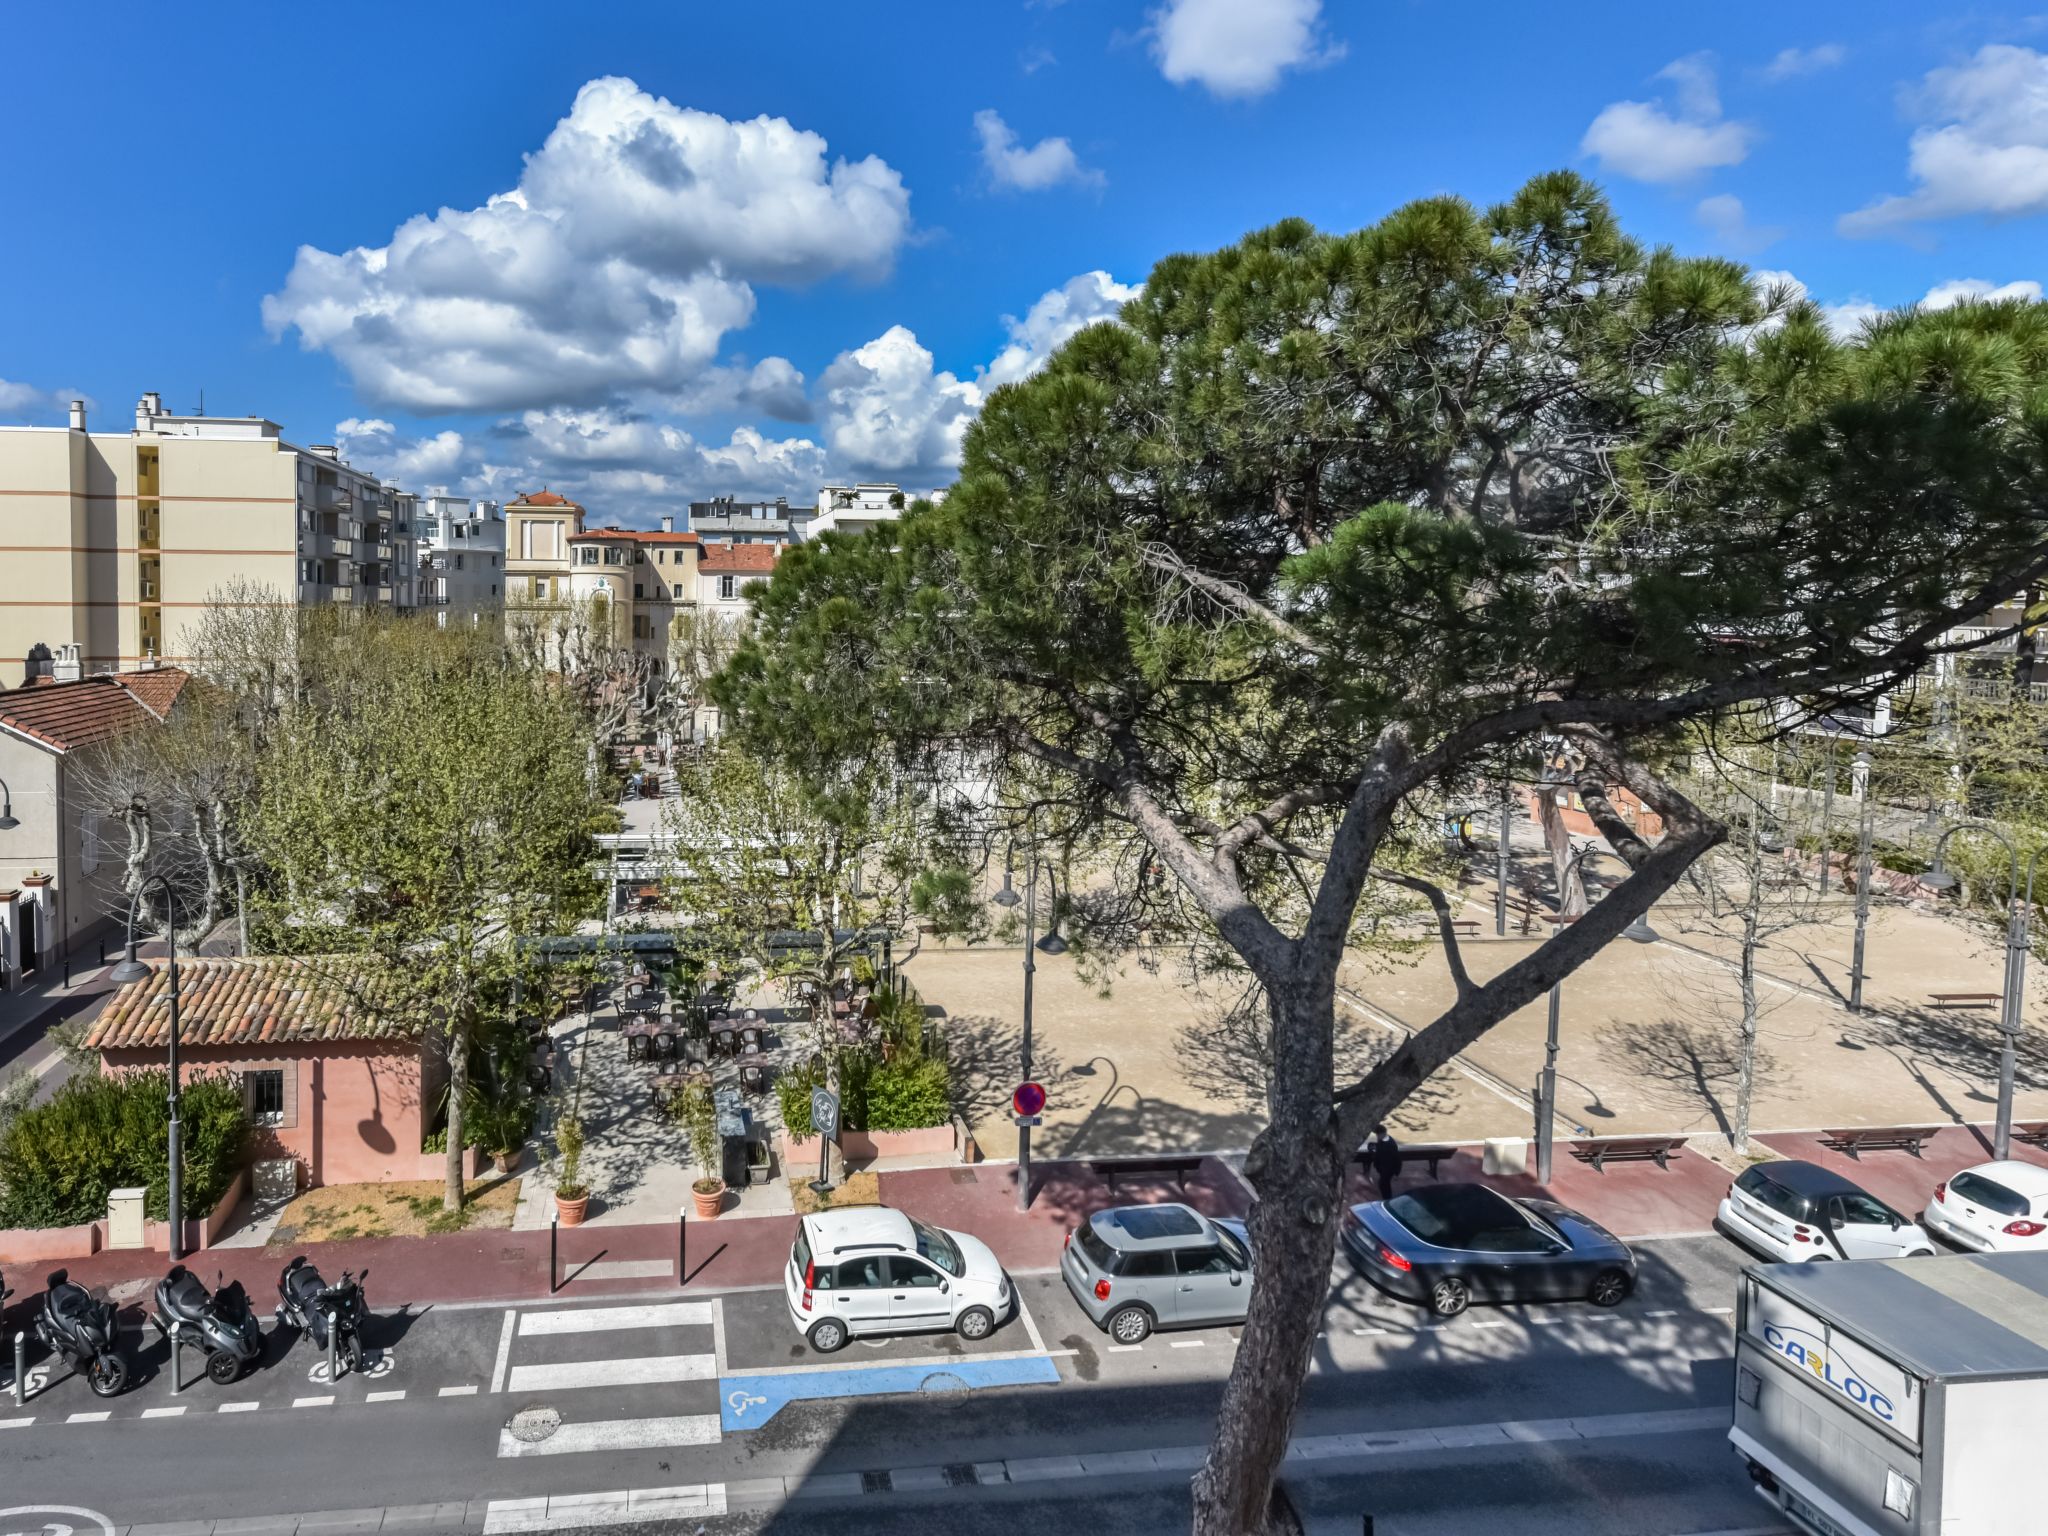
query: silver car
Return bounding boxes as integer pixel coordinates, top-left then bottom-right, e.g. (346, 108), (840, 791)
(1061, 1202), (1252, 1344)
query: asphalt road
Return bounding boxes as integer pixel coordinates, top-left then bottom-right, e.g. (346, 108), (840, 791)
(0, 1231), (1786, 1536)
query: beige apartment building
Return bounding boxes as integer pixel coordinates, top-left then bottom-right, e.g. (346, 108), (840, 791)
(0, 393), (420, 688)
(504, 490), (703, 668)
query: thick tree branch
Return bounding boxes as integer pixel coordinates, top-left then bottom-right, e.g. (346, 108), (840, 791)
(1376, 871), (1477, 1000)
(1141, 543), (1327, 656)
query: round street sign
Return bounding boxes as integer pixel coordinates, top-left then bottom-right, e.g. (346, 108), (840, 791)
(1012, 1081), (1047, 1118)
(811, 1087), (841, 1138)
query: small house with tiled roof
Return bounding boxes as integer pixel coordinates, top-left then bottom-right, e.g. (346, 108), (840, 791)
(85, 955), (462, 1189)
(0, 659), (190, 989)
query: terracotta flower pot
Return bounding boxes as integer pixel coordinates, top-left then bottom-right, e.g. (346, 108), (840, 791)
(555, 1190), (590, 1226)
(494, 1149), (522, 1175)
(692, 1182), (725, 1220)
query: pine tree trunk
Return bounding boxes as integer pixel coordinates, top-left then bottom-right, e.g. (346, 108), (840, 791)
(1190, 971), (1339, 1536)
(444, 1019), (469, 1212)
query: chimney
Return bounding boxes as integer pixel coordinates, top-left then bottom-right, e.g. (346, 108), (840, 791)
(136, 392), (164, 431)
(52, 643), (83, 684)
(68, 400), (87, 432)
(660, 515), (673, 533)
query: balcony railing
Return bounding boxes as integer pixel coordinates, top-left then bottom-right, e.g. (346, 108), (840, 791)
(1950, 624), (2020, 653)
(328, 586), (355, 603)
(139, 580), (157, 601)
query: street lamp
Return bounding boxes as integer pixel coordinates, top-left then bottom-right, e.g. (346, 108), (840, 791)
(1536, 845), (1660, 1185)
(107, 875), (187, 1261)
(1848, 751), (1876, 1013)
(0, 775), (17, 831)
(994, 837), (1063, 1210)
(1494, 775), (1514, 937)
(1919, 822), (2043, 1161)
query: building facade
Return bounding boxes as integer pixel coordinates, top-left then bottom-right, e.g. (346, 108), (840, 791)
(0, 662), (189, 987)
(0, 393), (420, 688)
(687, 495), (808, 546)
(504, 492), (703, 671)
(809, 483), (914, 541)
(418, 495), (505, 626)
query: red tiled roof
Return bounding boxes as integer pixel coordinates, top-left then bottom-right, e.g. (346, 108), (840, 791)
(699, 542), (778, 574)
(512, 489), (583, 509)
(0, 668), (190, 753)
(569, 525), (700, 545)
(84, 957), (421, 1051)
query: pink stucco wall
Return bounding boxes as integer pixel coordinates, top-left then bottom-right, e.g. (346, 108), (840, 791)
(103, 1040), (428, 1190)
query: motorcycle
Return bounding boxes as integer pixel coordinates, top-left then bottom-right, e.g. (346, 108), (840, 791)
(35, 1269), (129, 1397)
(150, 1265), (263, 1385)
(275, 1256), (370, 1376)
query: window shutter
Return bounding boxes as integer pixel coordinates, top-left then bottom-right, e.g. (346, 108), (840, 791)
(282, 1061), (299, 1130)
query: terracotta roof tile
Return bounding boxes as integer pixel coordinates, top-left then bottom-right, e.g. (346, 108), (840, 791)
(0, 668), (190, 753)
(698, 542), (778, 574)
(83, 956), (421, 1052)
(512, 489), (583, 509)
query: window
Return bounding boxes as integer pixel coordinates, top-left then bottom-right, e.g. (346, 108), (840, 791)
(1835, 1193), (1896, 1227)
(719, 574), (738, 599)
(454, 554), (465, 571)
(1117, 1251), (1173, 1279)
(1074, 1224), (1117, 1271)
(634, 583), (645, 600)
(634, 549), (646, 564)
(1735, 1167), (1812, 1221)
(533, 578), (550, 600)
(246, 1069), (285, 1126)
(490, 584), (497, 595)
(834, 1254), (890, 1289)
(910, 1218), (964, 1276)
(576, 546), (598, 566)
(1216, 1227), (1250, 1270)
(1175, 1246), (1233, 1276)
(890, 1256), (944, 1288)
(1950, 1172), (2029, 1217)
(604, 547), (624, 565)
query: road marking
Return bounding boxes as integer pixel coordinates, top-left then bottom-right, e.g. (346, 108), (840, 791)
(1169, 1339), (1205, 1349)
(141, 1406), (186, 1418)
(726, 1345), (1054, 1379)
(1106, 1344), (1141, 1353)
(293, 1395), (334, 1408)
(564, 1259), (673, 1282)
(710, 1296), (727, 1379)
(1352, 1327), (1389, 1336)
(67, 1411), (110, 1423)
(482, 1481), (728, 1531)
(1646, 1309), (1678, 1317)
(518, 1301), (717, 1336)
(1705, 1307), (1735, 1316)
(0, 1417), (33, 1428)
(441, 1384), (480, 1397)
(491, 1309), (517, 1394)
(507, 1354), (715, 1393)
(496, 1413), (722, 1459)
(1468, 1321), (1510, 1329)
(218, 1401), (260, 1413)
(1016, 1293), (1049, 1356)
(367, 1390), (406, 1402)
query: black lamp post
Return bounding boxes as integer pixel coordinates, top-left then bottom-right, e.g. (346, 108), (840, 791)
(1920, 823), (2042, 1161)
(108, 876), (186, 1260)
(993, 838), (1065, 1211)
(0, 775), (18, 831)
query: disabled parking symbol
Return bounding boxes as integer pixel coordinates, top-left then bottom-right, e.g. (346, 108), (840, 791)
(0, 1507), (117, 1536)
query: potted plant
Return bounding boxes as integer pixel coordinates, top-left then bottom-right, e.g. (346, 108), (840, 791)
(674, 1081), (724, 1218)
(553, 1111), (590, 1225)
(465, 1064), (532, 1176)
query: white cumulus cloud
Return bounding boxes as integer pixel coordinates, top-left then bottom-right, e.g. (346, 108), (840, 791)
(983, 270), (1140, 389)
(1841, 46), (2048, 235)
(263, 76), (912, 415)
(975, 109), (1103, 191)
(819, 327), (983, 481)
(0, 378), (93, 423)
(1750, 271), (2042, 340)
(1582, 54), (1757, 183)
(1151, 0), (1342, 100)
(1695, 193), (1781, 253)
(1762, 44), (1845, 82)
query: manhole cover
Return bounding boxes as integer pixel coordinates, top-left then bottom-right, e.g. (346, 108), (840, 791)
(917, 1370), (969, 1395)
(506, 1406), (562, 1443)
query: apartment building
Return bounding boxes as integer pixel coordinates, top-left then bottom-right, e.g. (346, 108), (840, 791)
(418, 495), (505, 625)
(504, 493), (702, 669)
(0, 393), (420, 687)
(687, 495), (809, 546)
(810, 482), (917, 541)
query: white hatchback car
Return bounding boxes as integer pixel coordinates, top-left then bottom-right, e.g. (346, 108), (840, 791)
(1716, 1159), (1935, 1263)
(1922, 1160), (2048, 1253)
(785, 1206), (1013, 1353)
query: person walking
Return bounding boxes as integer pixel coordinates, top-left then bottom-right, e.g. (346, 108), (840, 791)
(1369, 1124), (1402, 1203)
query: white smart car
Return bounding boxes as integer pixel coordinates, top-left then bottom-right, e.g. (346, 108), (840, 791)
(1921, 1160), (2048, 1253)
(785, 1206), (1013, 1353)
(1716, 1159), (1935, 1263)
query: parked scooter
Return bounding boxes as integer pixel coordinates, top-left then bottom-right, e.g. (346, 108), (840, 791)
(36, 1270), (128, 1396)
(275, 1256), (370, 1375)
(150, 1265), (263, 1385)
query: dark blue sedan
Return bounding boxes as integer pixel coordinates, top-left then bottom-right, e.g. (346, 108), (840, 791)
(1341, 1182), (1636, 1318)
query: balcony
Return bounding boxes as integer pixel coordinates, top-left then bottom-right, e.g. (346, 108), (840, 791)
(316, 485), (353, 513)
(1950, 624), (2019, 654)
(327, 586), (355, 604)
(139, 579), (158, 601)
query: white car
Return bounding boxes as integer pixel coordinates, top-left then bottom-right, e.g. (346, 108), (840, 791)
(1922, 1160), (2048, 1253)
(1716, 1159), (1935, 1263)
(784, 1206), (1013, 1353)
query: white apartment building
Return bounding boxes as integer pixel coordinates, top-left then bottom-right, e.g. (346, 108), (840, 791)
(809, 483), (911, 541)
(687, 495), (809, 546)
(0, 393), (421, 687)
(418, 495), (506, 625)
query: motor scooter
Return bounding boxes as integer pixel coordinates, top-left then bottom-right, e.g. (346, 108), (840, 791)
(151, 1265), (263, 1385)
(275, 1256), (371, 1376)
(36, 1269), (129, 1396)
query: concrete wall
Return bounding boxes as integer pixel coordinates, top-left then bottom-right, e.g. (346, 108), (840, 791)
(103, 1039), (428, 1189)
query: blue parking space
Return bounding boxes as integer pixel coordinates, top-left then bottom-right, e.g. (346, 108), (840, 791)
(720, 1353), (1062, 1431)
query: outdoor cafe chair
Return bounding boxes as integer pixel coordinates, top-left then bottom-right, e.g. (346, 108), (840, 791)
(741, 1061), (767, 1095)
(627, 1033), (649, 1062)
(739, 1025), (762, 1052)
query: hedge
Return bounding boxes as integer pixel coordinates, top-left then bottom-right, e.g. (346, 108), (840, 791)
(778, 1049), (952, 1137)
(0, 1070), (248, 1229)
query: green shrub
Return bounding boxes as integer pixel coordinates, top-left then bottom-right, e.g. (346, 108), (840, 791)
(776, 1054), (830, 1138)
(670, 1079), (719, 1173)
(861, 1054), (952, 1131)
(0, 1069), (247, 1229)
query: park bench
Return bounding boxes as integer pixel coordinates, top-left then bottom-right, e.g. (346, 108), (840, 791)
(1820, 1126), (1933, 1158)
(1352, 1143), (1459, 1179)
(1569, 1134), (1689, 1172)
(1091, 1155), (1206, 1194)
(1929, 992), (2002, 1010)
(1450, 918), (1480, 939)
(2015, 1123), (2048, 1150)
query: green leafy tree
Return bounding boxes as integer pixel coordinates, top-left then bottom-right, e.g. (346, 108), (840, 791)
(250, 618), (607, 1211)
(716, 173), (2048, 1531)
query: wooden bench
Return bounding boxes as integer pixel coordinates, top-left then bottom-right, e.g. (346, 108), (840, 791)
(2015, 1123), (2048, 1150)
(1569, 1134), (1688, 1172)
(1353, 1143), (1459, 1179)
(1091, 1155), (1206, 1194)
(1929, 992), (2001, 1010)
(1820, 1126), (1933, 1158)
(1451, 918), (1480, 939)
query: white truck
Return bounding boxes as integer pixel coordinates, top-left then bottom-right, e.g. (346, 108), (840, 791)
(1731, 1250), (2048, 1534)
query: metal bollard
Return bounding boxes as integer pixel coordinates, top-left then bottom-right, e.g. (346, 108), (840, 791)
(327, 1314), (337, 1385)
(678, 1204), (686, 1286)
(550, 1214), (559, 1295)
(12, 1331), (24, 1406)
(1362, 1520), (1374, 1536)
(98, 938), (106, 966)
(63, 959), (71, 989)
(170, 1319), (183, 1394)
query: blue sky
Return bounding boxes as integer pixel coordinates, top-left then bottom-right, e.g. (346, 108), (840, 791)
(3, 1), (2046, 523)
